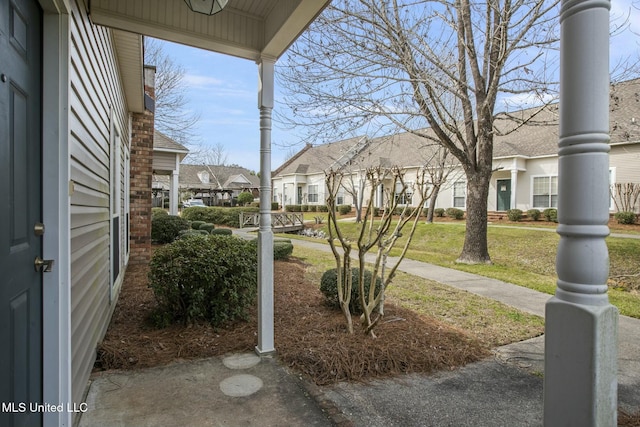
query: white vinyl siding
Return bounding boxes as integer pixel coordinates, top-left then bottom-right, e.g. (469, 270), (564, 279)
(69, 0), (130, 409)
(533, 176), (558, 208)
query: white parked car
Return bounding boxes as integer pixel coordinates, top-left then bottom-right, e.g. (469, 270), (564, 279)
(183, 199), (206, 208)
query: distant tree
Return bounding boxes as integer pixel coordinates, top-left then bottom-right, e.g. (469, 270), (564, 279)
(237, 191), (254, 206)
(144, 38), (200, 148)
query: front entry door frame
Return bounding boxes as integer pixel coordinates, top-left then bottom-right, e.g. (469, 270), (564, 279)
(40, 2), (72, 427)
(496, 179), (512, 211)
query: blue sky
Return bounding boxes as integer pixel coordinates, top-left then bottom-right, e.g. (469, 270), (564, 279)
(157, 1), (639, 173)
(158, 40), (296, 172)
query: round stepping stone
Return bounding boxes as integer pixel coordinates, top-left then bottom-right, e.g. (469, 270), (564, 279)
(219, 374), (263, 397)
(222, 353), (261, 370)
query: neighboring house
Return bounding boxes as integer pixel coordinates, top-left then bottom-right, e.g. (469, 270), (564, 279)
(179, 164), (260, 205)
(154, 164), (260, 206)
(273, 78), (640, 215)
(1, 1), (329, 426)
(152, 131), (189, 214)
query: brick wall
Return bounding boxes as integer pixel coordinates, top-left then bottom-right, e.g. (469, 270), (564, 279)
(129, 66), (156, 264)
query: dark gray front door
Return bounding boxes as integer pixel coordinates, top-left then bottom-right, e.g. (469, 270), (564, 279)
(0, 0), (43, 425)
(497, 179), (511, 211)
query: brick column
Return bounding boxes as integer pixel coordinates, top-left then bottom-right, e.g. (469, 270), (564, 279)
(129, 66), (156, 264)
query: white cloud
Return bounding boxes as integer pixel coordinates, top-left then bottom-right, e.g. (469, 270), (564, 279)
(183, 74), (224, 87)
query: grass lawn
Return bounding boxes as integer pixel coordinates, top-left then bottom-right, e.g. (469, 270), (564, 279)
(292, 245), (544, 347)
(282, 220), (640, 318)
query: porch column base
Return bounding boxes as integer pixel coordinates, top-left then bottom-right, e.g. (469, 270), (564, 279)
(544, 298), (618, 426)
(256, 229), (275, 355)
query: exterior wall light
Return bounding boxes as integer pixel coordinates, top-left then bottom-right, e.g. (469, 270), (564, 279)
(184, 0), (228, 15)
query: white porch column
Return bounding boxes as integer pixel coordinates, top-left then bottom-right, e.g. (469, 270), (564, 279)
(169, 169), (179, 215)
(255, 56), (276, 355)
(510, 168), (517, 210)
(544, 0), (618, 425)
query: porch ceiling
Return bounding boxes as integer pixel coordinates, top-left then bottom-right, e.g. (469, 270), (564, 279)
(89, 0), (330, 61)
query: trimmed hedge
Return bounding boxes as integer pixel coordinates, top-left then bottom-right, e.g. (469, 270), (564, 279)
(338, 205), (352, 215)
(181, 206), (260, 228)
(148, 235), (257, 327)
(199, 223), (216, 233)
(178, 230), (209, 239)
(445, 207), (465, 220)
(507, 209), (523, 222)
(271, 202), (279, 211)
(527, 209), (541, 221)
(615, 211), (638, 225)
(273, 241), (294, 260)
(543, 208), (558, 223)
(319, 268), (382, 315)
(434, 208), (445, 218)
(190, 220), (206, 230)
(210, 228), (233, 236)
(151, 215), (191, 244)
(152, 207), (168, 219)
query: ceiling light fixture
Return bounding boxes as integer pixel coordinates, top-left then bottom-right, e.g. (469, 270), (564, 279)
(184, 0), (228, 16)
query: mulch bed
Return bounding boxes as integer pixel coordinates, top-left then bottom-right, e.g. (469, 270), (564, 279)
(95, 256), (489, 385)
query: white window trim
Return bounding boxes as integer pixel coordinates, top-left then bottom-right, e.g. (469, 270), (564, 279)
(531, 174), (558, 209)
(452, 180), (466, 209)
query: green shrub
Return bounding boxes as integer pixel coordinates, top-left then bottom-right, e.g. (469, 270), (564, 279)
(301, 205), (309, 212)
(249, 201), (260, 208)
(151, 215), (191, 244)
(338, 205), (352, 215)
(273, 241), (294, 260)
(319, 268), (383, 315)
(317, 205), (329, 212)
(372, 207), (381, 217)
(506, 209), (523, 222)
(152, 207), (168, 219)
(308, 205), (317, 212)
(284, 205), (298, 212)
(271, 202), (279, 211)
(543, 208), (558, 223)
(527, 209), (541, 221)
(614, 211), (638, 225)
(199, 223), (216, 233)
(148, 235), (257, 327)
(178, 230), (209, 239)
(210, 228), (233, 236)
(445, 207), (465, 220)
(181, 206), (259, 228)
(237, 191), (254, 206)
(191, 220), (206, 230)
(434, 208), (445, 217)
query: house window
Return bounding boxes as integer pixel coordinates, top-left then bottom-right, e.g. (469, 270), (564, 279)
(453, 181), (466, 208)
(308, 185), (318, 203)
(533, 176), (558, 208)
(395, 181), (413, 205)
(337, 189), (344, 205)
(110, 126), (122, 297)
(198, 171), (210, 184)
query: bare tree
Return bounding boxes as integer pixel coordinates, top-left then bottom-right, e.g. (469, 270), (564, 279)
(278, 0), (561, 264)
(326, 166), (432, 336)
(144, 38), (200, 148)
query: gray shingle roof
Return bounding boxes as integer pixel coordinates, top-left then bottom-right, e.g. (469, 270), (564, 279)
(179, 164), (259, 190)
(275, 78), (640, 174)
(153, 131), (189, 153)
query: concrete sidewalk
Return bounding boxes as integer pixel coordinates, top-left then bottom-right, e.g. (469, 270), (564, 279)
(78, 234), (640, 426)
(290, 238), (640, 418)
